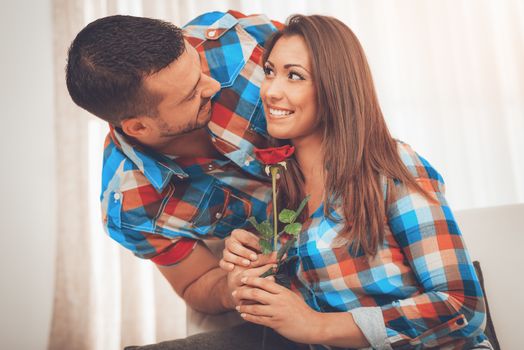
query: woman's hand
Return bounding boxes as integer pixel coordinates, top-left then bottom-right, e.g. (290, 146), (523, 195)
(226, 264), (276, 306)
(233, 276), (323, 344)
(219, 229), (277, 271)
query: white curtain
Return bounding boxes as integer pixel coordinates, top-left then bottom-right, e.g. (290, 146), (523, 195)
(49, 0), (524, 349)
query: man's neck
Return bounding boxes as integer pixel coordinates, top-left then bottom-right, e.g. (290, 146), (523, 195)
(150, 128), (222, 159)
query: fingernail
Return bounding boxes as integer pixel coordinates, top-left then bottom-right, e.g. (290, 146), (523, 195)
(241, 277), (247, 283)
(235, 306), (240, 311)
(240, 313), (246, 318)
(232, 290), (237, 296)
(250, 254), (258, 261)
(243, 259), (250, 266)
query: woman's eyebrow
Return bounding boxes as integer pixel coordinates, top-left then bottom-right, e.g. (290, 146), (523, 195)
(266, 59), (311, 74)
(284, 63), (311, 74)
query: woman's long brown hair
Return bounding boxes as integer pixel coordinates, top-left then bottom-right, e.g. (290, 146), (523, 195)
(263, 15), (431, 256)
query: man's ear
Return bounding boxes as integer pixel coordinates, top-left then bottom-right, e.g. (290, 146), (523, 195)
(121, 117), (153, 138)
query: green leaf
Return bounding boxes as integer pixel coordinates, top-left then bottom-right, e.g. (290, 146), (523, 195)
(259, 239), (273, 254)
(247, 217), (259, 231)
(284, 222), (302, 236)
(248, 217), (273, 239)
(279, 209), (297, 224)
(293, 195), (311, 220)
(258, 220), (273, 239)
(277, 237), (296, 261)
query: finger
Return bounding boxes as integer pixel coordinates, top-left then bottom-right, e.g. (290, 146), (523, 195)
(240, 276), (283, 294)
(229, 229), (261, 254)
(234, 286), (274, 305)
(225, 241), (259, 262)
(218, 258), (234, 272)
(236, 303), (273, 318)
(238, 299), (258, 306)
(242, 264), (277, 278)
(239, 313), (272, 327)
(251, 251), (278, 268)
(221, 249), (252, 267)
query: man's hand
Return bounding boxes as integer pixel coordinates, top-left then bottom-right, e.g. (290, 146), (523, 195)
(219, 229), (277, 271)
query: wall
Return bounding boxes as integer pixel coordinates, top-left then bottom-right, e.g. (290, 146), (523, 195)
(0, 0), (56, 349)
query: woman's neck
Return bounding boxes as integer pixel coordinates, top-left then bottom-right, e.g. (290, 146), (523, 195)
(292, 134), (325, 213)
(293, 134), (323, 180)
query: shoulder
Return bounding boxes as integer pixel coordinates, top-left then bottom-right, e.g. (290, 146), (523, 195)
(183, 10), (280, 47)
(395, 140), (444, 187)
(102, 134), (166, 218)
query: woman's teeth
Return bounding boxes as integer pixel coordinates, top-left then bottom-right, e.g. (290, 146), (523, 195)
(269, 108), (294, 117)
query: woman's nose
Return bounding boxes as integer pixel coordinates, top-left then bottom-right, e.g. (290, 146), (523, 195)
(263, 79), (284, 101)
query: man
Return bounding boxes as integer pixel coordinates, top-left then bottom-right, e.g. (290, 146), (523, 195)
(66, 11), (281, 314)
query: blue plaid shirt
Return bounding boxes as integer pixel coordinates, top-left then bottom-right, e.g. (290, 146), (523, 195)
(288, 142), (487, 350)
(101, 11), (281, 265)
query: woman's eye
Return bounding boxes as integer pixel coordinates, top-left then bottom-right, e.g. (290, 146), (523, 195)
(289, 72), (304, 81)
(263, 66), (274, 76)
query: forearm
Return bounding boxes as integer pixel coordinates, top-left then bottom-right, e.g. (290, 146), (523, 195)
(182, 266), (235, 314)
(156, 242), (236, 315)
(312, 311), (370, 348)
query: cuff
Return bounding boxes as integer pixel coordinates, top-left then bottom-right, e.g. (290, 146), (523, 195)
(150, 238), (197, 266)
(350, 307), (392, 350)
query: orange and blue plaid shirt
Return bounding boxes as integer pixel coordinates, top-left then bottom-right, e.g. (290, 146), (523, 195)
(287, 142), (488, 349)
(101, 11), (280, 265)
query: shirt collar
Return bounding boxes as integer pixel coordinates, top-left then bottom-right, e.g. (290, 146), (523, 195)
(109, 126), (189, 192)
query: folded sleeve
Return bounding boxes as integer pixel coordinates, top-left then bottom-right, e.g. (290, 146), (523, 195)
(107, 222), (197, 266)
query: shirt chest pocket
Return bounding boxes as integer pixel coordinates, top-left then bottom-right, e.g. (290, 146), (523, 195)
(191, 185), (252, 238)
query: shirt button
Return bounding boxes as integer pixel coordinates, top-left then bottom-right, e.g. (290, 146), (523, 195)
(244, 160), (251, 166)
(208, 30), (216, 38)
(113, 193), (121, 200)
(215, 212), (222, 219)
(208, 164), (214, 170)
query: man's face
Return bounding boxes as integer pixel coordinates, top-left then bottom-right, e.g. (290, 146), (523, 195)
(143, 41), (221, 139)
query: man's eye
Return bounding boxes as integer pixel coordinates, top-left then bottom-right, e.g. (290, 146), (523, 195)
(288, 72), (304, 81)
(263, 66), (274, 76)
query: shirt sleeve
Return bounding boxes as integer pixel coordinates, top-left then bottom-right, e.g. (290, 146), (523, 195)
(376, 159), (486, 348)
(111, 224), (198, 266)
(148, 237), (197, 266)
(102, 174), (201, 266)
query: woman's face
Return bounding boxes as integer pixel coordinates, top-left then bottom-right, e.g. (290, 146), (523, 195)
(261, 35), (319, 142)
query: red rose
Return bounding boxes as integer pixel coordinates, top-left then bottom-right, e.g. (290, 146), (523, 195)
(254, 145), (295, 165)
(279, 233), (292, 245)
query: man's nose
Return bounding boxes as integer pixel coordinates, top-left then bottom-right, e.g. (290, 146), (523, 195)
(201, 74), (221, 98)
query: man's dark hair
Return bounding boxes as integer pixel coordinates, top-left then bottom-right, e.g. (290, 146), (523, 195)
(66, 15), (185, 125)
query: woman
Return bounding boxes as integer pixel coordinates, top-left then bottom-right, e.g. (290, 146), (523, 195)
(221, 14), (492, 350)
